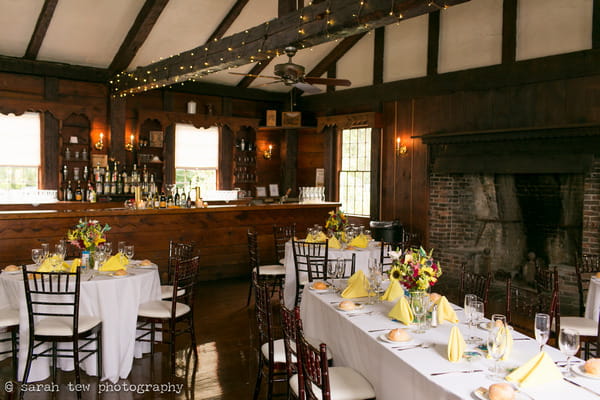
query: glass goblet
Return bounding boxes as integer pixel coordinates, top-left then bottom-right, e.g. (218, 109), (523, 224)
(41, 243), (50, 260)
(32, 248), (43, 267)
(124, 245), (135, 260)
(411, 292), (429, 334)
(118, 241), (126, 255)
(558, 328), (580, 377)
(534, 313), (550, 353)
(102, 242), (113, 256)
(487, 325), (508, 379)
(466, 300), (484, 344)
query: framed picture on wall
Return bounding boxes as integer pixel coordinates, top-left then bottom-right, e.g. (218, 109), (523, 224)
(149, 130), (164, 148)
(269, 184), (279, 197)
(256, 186), (267, 197)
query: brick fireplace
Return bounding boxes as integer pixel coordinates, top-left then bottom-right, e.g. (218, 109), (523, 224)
(422, 125), (600, 314)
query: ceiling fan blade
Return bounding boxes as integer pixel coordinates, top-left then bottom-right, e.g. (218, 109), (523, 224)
(228, 71), (280, 79)
(254, 80), (284, 88)
(293, 82), (321, 94)
(304, 77), (352, 87)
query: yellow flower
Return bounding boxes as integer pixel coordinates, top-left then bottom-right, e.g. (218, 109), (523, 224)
(389, 265), (403, 281)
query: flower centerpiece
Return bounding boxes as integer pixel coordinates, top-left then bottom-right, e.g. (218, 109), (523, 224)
(325, 209), (347, 233)
(388, 247), (442, 291)
(67, 219), (111, 252)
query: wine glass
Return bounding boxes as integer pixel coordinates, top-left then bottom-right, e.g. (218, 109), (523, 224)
(31, 248), (43, 267)
(411, 291), (429, 334)
(102, 242), (113, 257)
(534, 313), (550, 353)
(327, 261), (338, 292)
(559, 328), (580, 377)
(363, 273), (374, 305)
(124, 245), (135, 260)
(335, 259), (345, 290)
(371, 269), (383, 303)
(463, 294), (477, 342)
(118, 241), (126, 255)
(54, 243), (66, 262)
(41, 243), (50, 260)
(467, 300), (484, 344)
(94, 251), (107, 270)
(487, 325), (508, 379)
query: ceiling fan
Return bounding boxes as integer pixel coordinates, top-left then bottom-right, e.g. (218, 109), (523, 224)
(230, 46), (351, 93)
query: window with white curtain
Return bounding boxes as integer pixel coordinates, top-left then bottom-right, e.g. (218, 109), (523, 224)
(175, 124), (219, 196)
(339, 127), (371, 217)
(0, 112), (41, 191)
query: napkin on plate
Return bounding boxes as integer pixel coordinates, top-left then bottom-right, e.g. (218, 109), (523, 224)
(447, 325), (466, 362)
(435, 296), (459, 324)
(380, 279), (404, 302)
(328, 235), (342, 249)
(37, 255), (62, 272)
(306, 231), (327, 243)
(505, 351), (562, 387)
(485, 325), (513, 361)
(100, 253), (129, 272)
(349, 234), (369, 248)
(341, 270), (369, 298)
(388, 296), (414, 325)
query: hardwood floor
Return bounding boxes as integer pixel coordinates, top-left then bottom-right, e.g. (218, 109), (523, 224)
(0, 278), (263, 400)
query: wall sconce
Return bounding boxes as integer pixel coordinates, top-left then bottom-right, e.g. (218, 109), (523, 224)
(263, 144), (273, 160)
(396, 137), (407, 156)
(125, 134), (135, 152)
(95, 132), (104, 151)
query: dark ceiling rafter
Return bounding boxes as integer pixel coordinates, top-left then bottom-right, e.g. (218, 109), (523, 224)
(208, 0), (251, 42)
(306, 32), (367, 78)
(0, 54), (108, 82)
(108, 0), (170, 74)
(24, 0), (59, 60)
(111, 0), (470, 95)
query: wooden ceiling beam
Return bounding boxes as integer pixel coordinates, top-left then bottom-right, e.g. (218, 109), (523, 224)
(306, 32), (367, 78)
(0, 55), (108, 82)
(109, 0), (170, 74)
(207, 0), (251, 42)
(111, 0), (470, 96)
(236, 60), (273, 88)
(24, 0), (59, 60)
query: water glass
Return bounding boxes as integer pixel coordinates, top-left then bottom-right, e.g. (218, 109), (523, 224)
(487, 325), (508, 379)
(363, 274), (374, 305)
(103, 242), (113, 256)
(55, 243), (66, 262)
(491, 314), (507, 328)
(558, 328), (580, 377)
(327, 261), (338, 291)
(124, 245), (135, 260)
(534, 313), (550, 353)
(411, 292), (429, 333)
(466, 300), (484, 344)
(31, 248), (43, 267)
(41, 243), (50, 259)
(118, 241), (126, 254)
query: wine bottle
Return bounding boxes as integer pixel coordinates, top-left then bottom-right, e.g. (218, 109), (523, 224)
(75, 181), (82, 201)
(186, 192), (192, 208)
(159, 192), (167, 208)
(174, 187), (180, 207)
(66, 181), (73, 201)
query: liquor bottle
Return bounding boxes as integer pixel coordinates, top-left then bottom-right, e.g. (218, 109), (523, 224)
(174, 187), (180, 207)
(74, 181), (82, 201)
(82, 166), (89, 182)
(153, 191), (160, 209)
(66, 181), (73, 201)
(104, 174), (111, 195)
(186, 192), (192, 208)
(62, 165), (68, 182)
(95, 175), (103, 195)
(159, 192), (167, 208)
(110, 179), (117, 195)
(81, 147), (88, 161)
(121, 170), (128, 193)
(124, 175), (130, 195)
(131, 164), (138, 184)
(116, 172), (123, 194)
(167, 190), (174, 208)
(65, 147), (71, 161)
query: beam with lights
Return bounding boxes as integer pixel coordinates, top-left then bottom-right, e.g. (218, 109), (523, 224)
(111, 0), (470, 96)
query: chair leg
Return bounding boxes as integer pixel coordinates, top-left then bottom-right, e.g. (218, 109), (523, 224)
(21, 337), (34, 384)
(247, 280), (253, 306)
(10, 328), (18, 382)
(51, 342), (57, 384)
(97, 330), (103, 381)
(267, 362), (274, 400)
(253, 354), (264, 400)
(189, 315), (198, 362)
(150, 322), (155, 355)
(170, 320), (176, 376)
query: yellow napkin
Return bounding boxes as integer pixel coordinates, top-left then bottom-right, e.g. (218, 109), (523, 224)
(380, 279), (404, 302)
(328, 235), (342, 249)
(486, 326), (513, 361)
(341, 270), (370, 298)
(447, 325), (466, 362)
(37, 255), (61, 272)
(100, 253), (129, 272)
(69, 258), (81, 273)
(306, 231), (327, 243)
(388, 296), (414, 325)
(506, 351), (562, 387)
(435, 296), (459, 324)
(349, 234), (368, 248)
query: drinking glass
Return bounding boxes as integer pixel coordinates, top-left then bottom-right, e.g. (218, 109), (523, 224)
(327, 261), (338, 292)
(463, 294), (477, 339)
(103, 242), (113, 256)
(124, 245), (135, 260)
(558, 328), (580, 377)
(534, 313), (550, 353)
(41, 243), (50, 260)
(118, 241), (126, 254)
(32, 248), (43, 267)
(466, 300), (484, 344)
(335, 259), (345, 288)
(94, 251), (107, 270)
(363, 274), (374, 305)
(487, 325), (508, 379)
(411, 292), (429, 334)
(491, 314), (507, 326)
(55, 243), (66, 262)
(372, 270), (383, 303)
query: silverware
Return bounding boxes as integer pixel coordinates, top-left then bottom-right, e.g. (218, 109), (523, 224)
(564, 378), (600, 397)
(395, 343), (433, 351)
(430, 369), (483, 376)
(368, 328), (391, 333)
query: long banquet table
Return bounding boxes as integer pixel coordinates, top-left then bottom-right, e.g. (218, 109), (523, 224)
(300, 288), (600, 400)
(283, 241), (380, 308)
(0, 262), (161, 383)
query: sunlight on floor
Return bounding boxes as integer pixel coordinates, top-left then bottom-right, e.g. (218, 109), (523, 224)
(197, 341), (223, 399)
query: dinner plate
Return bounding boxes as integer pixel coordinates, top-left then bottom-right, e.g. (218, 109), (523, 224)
(472, 387), (528, 400)
(378, 333), (413, 344)
(335, 302), (363, 312)
(111, 272), (133, 278)
(308, 283), (330, 292)
(2, 268), (21, 274)
(478, 322), (514, 331)
(132, 264), (155, 269)
(572, 364), (600, 379)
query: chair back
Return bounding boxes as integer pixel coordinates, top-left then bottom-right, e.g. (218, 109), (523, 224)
(297, 324), (330, 400)
(380, 242), (402, 273)
(171, 256), (200, 313)
(505, 277), (559, 336)
(273, 223), (296, 263)
(168, 240), (195, 285)
(576, 254), (600, 317)
(22, 269), (81, 335)
(535, 265), (558, 295)
(459, 263), (492, 309)
(292, 239), (328, 306)
(247, 229), (262, 275)
(280, 302), (300, 379)
(328, 254), (356, 278)
(253, 275), (274, 356)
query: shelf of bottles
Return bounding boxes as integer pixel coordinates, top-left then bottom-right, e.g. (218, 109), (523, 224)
(233, 137), (256, 187)
(58, 115), (92, 201)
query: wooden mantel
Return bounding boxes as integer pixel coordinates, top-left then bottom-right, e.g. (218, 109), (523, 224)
(137, 110), (260, 132)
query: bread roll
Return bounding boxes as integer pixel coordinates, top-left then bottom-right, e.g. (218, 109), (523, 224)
(3, 265), (19, 272)
(312, 281), (328, 290)
(429, 293), (441, 303)
(140, 259), (152, 266)
(114, 269), (128, 276)
(339, 300), (356, 311)
(387, 328), (411, 342)
(488, 383), (515, 400)
(595, 272), (600, 279)
(584, 358), (600, 376)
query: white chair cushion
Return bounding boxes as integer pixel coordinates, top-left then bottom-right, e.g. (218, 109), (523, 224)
(290, 366), (375, 400)
(0, 308), (19, 327)
(279, 258), (285, 265)
(253, 265), (285, 276)
(559, 316), (598, 337)
(160, 285), (185, 300)
(35, 316), (101, 337)
(138, 300), (190, 319)
(261, 338), (286, 363)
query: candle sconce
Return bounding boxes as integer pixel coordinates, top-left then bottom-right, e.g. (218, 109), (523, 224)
(263, 144), (273, 160)
(125, 134), (135, 152)
(95, 132), (104, 151)
(396, 137), (407, 157)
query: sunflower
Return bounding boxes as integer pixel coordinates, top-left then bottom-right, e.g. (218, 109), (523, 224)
(389, 265), (403, 281)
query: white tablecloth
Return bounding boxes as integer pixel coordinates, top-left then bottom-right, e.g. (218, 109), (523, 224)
(0, 263), (161, 383)
(585, 276), (600, 321)
(301, 289), (600, 400)
(283, 241), (380, 308)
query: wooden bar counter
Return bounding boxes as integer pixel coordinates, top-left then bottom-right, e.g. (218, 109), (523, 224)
(0, 202), (339, 281)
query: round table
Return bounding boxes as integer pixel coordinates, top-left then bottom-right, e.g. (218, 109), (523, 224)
(0, 263), (161, 383)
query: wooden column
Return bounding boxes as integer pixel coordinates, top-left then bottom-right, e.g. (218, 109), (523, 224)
(502, 0), (517, 63)
(282, 129), (298, 196)
(427, 11), (440, 76)
(41, 111), (59, 190)
(109, 96), (127, 166)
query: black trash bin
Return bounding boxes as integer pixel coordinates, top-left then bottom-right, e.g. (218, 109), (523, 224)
(369, 220), (403, 243)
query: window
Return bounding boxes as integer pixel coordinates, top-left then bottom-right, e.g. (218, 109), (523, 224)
(175, 124), (219, 195)
(339, 127), (371, 216)
(0, 112), (41, 191)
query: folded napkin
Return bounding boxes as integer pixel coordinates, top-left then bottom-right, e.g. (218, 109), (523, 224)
(486, 325), (513, 361)
(341, 270), (370, 298)
(380, 279), (404, 302)
(328, 235), (342, 249)
(349, 234), (369, 248)
(435, 296), (459, 324)
(306, 231), (327, 243)
(447, 325), (466, 362)
(37, 255), (62, 272)
(388, 296), (414, 325)
(69, 258), (81, 273)
(505, 351), (562, 387)
(100, 253), (129, 272)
